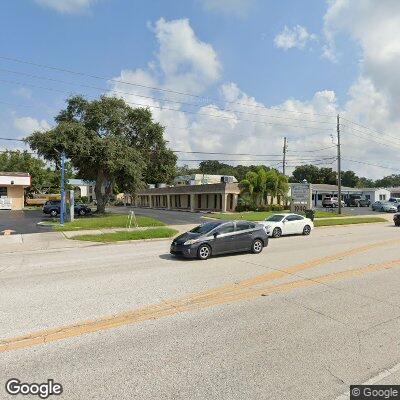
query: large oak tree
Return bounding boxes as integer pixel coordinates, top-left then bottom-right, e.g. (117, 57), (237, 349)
(26, 95), (177, 213)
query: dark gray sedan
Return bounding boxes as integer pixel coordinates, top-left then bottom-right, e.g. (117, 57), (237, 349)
(170, 220), (269, 260)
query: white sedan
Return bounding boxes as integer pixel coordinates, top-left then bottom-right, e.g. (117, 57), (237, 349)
(261, 213), (314, 238)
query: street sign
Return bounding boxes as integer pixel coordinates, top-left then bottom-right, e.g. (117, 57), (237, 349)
(291, 183), (311, 203)
(291, 183), (312, 212)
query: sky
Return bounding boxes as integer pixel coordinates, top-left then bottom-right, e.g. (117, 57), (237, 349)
(0, 0), (399, 179)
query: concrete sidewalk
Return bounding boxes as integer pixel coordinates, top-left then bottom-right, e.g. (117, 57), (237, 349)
(0, 231), (93, 254)
(0, 224), (196, 253)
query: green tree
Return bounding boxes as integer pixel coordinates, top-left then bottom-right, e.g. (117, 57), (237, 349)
(374, 174), (400, 188)
(341, 170), (359, 187)
(240, 167), (288, 207)
(26, 95), (176, 213)
(290, 165), (337, 184)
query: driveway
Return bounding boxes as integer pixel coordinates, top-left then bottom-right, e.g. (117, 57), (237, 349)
(107, 206), (209, 225)
(0, 210), (52, 234)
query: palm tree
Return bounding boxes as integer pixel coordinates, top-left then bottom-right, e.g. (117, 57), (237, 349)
(240, 168), (289, 207)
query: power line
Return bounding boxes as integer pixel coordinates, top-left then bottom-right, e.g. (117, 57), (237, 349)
(0, 68), (337, 126)
(287, 145), (337, 153)
(341, 126), (400, 150)
(341, 117), (400, 144)
(0, 55), (337, 118)
(0, 137), (25, 142)
(341, 124), (400, 147)
(0, 78), (336, 131)
(342, 158), (399, 172)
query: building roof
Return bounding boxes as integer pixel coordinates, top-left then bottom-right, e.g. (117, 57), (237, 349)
(137, 182), (240, 195)
(0, 171), (30, 177)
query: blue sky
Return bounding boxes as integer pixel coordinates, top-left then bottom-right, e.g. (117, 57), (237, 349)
(0, 0), (399, 178)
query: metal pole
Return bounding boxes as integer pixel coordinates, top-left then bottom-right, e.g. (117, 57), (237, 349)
(60, 151), (65, 225)
(69, 189), (74, 222)
(282, 137), (287, 176)
(337, 115), (342, 215)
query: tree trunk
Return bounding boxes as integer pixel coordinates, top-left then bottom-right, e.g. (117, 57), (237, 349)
(94, 170), (109, 214)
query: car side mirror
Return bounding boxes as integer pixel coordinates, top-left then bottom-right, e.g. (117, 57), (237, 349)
(213, 232), (219, 238)
(282, 220), (286, 223)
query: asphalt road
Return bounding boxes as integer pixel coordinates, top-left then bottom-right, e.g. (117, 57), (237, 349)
(108, 206), (209, 225)
(0, 210), (52, 234)
(1, 222), (400, 399)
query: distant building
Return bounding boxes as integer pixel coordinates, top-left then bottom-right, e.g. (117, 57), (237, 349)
(389, 187), (400, 198)
(0, 172), (31, 210)
(291, 183), (391, 207)
(68, 179), (96, 202)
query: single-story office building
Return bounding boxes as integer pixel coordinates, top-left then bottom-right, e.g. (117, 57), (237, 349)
(310, 184), (390, 207)
(135, 182), (240, 213)
(68, 179), (96, 202)
(0, 172), (31, 210)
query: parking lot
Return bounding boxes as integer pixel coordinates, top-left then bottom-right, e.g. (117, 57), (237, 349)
(0, 210), (52, 234)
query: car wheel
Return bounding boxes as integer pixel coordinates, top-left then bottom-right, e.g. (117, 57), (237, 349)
(251, 239), (263, 254)
(79, 209), (86, 216)
(272, 227), (282, 238)
(50, 210), (58, 217)
(395, 222), (400, 227)
(303, 225), (311, 235)
(197, 244), (211, 260)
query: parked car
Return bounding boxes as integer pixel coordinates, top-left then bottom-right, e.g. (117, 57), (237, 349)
(371, 201), (398, 213)
(43, 200), (92, 217)
(394, 213), (400, 227)
(388, 198), (400, 211)
(344, 195), (370, 207)
(322, 197), (345, 208)
(261, 213), (314, 238)
(170, 220), (269, 260)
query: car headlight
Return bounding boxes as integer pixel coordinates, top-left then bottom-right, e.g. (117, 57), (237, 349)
(184, 239), (199, 245)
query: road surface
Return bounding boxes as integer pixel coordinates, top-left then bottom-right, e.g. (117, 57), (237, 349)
(1, 222), (400, 399)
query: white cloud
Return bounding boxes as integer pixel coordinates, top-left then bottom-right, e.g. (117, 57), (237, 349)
(12, 87), (32, 99)
(274, 25), (317, 50)
(14, 117), (51, 135)
(34, 0), (96, 13)
(106, 12), (400, 179)
(150, 18), (221, 94)
(199, 0), (253, 17)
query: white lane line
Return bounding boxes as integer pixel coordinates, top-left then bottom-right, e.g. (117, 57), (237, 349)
(335, 361), (400, 399)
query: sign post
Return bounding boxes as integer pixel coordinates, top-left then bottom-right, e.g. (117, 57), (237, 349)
(69, 190), (75, 222)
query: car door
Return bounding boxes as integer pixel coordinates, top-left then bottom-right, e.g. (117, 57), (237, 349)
(212, 223), (235, 254)
(282, 215), (301, 234)
(233, 221), (255, 251)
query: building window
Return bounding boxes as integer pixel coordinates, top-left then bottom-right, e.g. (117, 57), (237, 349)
(198, 194), (202, 209)
(365, 194), (370, 200)
(214, 194), (217, 209)
(318, 194), (323, 200)
(0, 187), (7, 197)
(379, 194), (386, 200)
(188, 194), (191, 207)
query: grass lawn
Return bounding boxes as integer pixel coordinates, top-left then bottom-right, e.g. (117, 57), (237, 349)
(54, 214), (164, 231)
(71, 227), (178, 242)
(210, 210), (347, 221)
(314, 217), (387, 227)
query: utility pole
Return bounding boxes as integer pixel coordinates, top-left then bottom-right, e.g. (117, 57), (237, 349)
(60, 151), (65, 225)
(282, 137), (287, 176)
(337, 114), (342, 214)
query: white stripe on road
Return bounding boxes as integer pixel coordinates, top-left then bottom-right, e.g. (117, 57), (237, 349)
(335, 361), (400, 399)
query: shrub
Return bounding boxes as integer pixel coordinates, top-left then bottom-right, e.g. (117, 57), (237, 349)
(79, 196), (88, 204)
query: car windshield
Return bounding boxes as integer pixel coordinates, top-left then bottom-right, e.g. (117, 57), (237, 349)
(190, 222), (221, 234)
(265, 214), (285, 222)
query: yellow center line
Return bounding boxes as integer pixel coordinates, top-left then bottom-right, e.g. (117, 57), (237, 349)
(1, 238), (400, 353)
